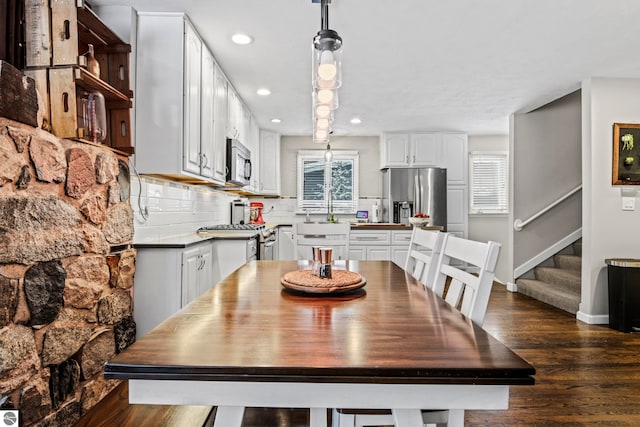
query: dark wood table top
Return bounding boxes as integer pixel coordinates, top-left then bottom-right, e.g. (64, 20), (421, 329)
(105, 260), (535, 385)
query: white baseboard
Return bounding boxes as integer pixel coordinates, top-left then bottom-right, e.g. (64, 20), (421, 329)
(506, 282), (518, 292)
(576, 310), (609, 325)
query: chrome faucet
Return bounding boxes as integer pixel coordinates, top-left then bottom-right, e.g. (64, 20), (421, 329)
(327, 188), (333, 222)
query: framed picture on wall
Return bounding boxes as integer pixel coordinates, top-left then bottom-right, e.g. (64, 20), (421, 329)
(612, 123), (640, 185)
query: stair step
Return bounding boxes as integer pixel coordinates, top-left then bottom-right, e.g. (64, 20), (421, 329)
(516, 278), (580, 314)
(554, 254), (581, 272)
(535, 267), (581, 293)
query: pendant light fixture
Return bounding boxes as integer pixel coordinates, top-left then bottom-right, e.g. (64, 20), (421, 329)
(311, 0), (342, 156)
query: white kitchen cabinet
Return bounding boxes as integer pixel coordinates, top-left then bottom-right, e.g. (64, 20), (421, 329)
(380, 133), (439, 168)
(349, 230), (391, 261)
(391, 230), (412, 267)
(410, 133), (440, 167)
(198, 45), (216, 180)
(349, 229), (413, 266)
(211, 237), (258, 284)
(181, 243), (213, 306)
(134, 241), (214, 338)
(447, 186), (468, 238)
(259, 129), (281, 195)
(183, 21), (202, 176)
(440, 133), (468, 185)
(380, 133), (409, 167)
(135, 12), (224, 183)
(247, 115), (260, 193)
(135, 13), (230, 185)
(278, 226), (295, 260)
(227, 86), (247, 141)
(212, 64), (228, 183)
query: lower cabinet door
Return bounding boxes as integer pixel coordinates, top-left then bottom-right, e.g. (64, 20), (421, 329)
(367, 246), (391, 260)
(391, 246), (409, 267)
(348, 246), (367, 260)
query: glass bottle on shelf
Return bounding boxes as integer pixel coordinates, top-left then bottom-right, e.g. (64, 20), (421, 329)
(85, 44), (101, 78)
(77, 90), (107, 143)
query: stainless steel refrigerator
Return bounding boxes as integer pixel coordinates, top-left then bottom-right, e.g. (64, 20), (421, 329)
(381, 168), (447, 229)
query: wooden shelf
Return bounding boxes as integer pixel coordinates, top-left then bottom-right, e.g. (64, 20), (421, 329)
(24, 0), (134, 155)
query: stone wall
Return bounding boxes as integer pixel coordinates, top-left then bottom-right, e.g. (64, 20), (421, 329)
(0, 116), (136, 426)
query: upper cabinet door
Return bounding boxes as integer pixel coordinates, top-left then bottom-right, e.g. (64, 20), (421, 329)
(200, 46), (215, 179)
(410, 133), (439, 167)
(440, 133), (468, 185)
(212, 64), (228, 184)
(183, 21), (202, 175)
(259, 129), (281, 195)
(381, 133), (410, 167)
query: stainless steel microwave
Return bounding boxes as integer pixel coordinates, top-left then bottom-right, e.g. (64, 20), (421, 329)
(226, 138), (252, 186)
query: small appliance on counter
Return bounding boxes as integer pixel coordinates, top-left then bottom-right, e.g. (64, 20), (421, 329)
(370, 200), (381, 223)
(393, 201), (413, 225)
(355, 210), (369, 223)
(231, 200), (249, 224)
(250, 202), (265, 224)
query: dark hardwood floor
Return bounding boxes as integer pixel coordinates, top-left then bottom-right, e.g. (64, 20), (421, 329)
(242, 284), (640, 426)
(465, 284), (640, 426)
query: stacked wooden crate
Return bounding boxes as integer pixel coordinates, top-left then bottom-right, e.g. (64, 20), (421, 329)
(24, 0), (134, 155)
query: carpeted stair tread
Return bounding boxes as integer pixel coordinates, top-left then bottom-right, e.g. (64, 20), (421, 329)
(554, 254), (581, 272)
(516, 278), (580, 314)
(535, 266), (581, 293)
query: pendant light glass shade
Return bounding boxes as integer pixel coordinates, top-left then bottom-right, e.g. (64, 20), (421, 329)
(324, 144), (333, 162)
(313, 87), (339, 110)
(312, 29), (342, 89)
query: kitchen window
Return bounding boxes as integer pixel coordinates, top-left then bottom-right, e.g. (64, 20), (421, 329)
(469, 151), (508, 214)
(297, 150), (359, 214)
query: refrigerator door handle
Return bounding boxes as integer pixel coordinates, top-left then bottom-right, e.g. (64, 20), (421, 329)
(414, 174), (421, 215)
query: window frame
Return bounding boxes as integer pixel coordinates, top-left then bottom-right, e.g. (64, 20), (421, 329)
(297, 150), (359, 214)
(468, 151), (509, 215)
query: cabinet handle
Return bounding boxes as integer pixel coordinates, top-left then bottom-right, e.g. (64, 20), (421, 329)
(202, 153), (209, 169)
(406, 155), (409, 163)
(413, 155), (416, 163)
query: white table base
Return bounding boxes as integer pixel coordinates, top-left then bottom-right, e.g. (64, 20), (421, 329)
(128, 380), (509, 427)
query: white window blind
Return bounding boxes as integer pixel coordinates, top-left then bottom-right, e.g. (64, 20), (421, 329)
(469, 152), (508, 214)
(297, 150), (359, 214)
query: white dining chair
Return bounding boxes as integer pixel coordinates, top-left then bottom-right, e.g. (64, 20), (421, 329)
(293, 222), (350, 260)
(334, 235), (501, 427)
(403, 228), (446, 287)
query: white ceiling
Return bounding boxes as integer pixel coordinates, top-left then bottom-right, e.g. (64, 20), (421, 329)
(91, 0), (640, 137)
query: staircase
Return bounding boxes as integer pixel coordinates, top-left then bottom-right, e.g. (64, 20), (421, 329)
(516, 240), (582, 314)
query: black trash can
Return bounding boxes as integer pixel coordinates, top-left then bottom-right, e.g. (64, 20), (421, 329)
(606, 258), (640, 333)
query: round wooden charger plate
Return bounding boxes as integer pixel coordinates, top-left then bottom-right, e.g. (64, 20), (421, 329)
(281, 269), (367, 294)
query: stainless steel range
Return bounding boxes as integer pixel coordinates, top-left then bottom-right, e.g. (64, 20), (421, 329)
(198, 223), (265, 231)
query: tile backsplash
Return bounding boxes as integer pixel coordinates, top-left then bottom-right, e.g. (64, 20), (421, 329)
(131, 176), (383, 242)
(130, 176), (239, 242)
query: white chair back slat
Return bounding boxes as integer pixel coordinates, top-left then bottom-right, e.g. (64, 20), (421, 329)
(403, 228), (445, 288)
(432, 234), (501, 326)
(293, 222), (351, 260)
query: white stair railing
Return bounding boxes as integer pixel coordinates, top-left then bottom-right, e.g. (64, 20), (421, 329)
(513, 185), (582, 231)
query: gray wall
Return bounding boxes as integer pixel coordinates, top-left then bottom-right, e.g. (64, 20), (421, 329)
(580, 78), (640, 321)
(280, 135), (382, 198)
(512, 91), (582, 269)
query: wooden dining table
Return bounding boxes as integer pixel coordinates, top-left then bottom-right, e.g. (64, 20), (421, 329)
(104, 260), (535, 427)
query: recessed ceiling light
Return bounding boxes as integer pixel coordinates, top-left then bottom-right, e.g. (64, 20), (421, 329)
(231, 33), (253, 45)
(257, 88), (271, 96)
(350, 118), (362, 124)
(271, 118), (282, 123)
